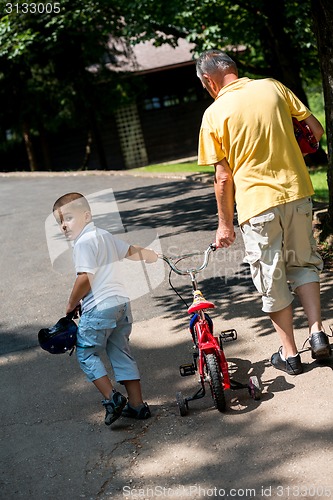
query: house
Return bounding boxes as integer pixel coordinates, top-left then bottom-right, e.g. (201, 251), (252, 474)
(2, 39), (210, 171)
(112, 38), (210, 169)
(50, 38), (210, 171)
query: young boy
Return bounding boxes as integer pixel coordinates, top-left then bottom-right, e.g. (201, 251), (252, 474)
(53, 192), (158, 426)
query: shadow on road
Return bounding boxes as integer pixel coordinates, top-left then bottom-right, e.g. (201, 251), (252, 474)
(1, 175), (333, 499)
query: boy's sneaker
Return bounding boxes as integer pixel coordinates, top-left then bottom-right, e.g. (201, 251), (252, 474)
(102, 391), (127, 426)
(309, 331), (331, 360)
(271, 347), (303, 375)
(121, 402), (151, 420)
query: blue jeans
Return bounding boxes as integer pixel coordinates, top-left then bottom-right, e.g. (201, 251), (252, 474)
(76, 296), (140, 383)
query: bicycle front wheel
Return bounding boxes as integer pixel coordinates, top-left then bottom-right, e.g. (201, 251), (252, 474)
(204, 353), (226, 412)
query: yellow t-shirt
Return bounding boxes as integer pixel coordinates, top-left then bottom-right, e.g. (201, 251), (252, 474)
(198, 77), (314, 225)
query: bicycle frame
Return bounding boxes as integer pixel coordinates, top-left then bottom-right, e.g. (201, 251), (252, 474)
(194, 315), (231, 391)
(160, 245), (231, 398)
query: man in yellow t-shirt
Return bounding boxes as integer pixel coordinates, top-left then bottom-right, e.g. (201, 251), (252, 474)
(196, 49), (331, 375)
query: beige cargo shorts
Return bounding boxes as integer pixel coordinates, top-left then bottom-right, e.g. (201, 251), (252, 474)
(240, 197), (323, 313)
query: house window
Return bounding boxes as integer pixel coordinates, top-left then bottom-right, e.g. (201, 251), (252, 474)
(183, 89), (198, 103)
(143, 90), (198, 111)
(162, 95), (180, 107)
(143, 97), (161, 110)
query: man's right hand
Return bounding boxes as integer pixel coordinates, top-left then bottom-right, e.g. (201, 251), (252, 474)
(215, 225), (236, 248)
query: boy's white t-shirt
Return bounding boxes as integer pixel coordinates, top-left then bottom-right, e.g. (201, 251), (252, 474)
(72, 222), (130, 312)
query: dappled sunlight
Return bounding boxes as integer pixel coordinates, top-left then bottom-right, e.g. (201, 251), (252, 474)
(113, 410), (333, 497)
(2, 174), (333, 498)
(126, 441), (219, 480)
(132, 317), (188, 349)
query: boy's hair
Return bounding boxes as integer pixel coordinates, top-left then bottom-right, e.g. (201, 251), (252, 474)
(53, 192), (91, 214)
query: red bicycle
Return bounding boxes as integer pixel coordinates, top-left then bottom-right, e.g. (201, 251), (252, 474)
(160, 243), (261, 416)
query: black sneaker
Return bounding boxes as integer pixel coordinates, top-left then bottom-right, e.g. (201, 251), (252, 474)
(271, 348), (303, 375)
(121, 402), (151, 420)
(102, 391), (127, 426)
(309, 331), (331, 360)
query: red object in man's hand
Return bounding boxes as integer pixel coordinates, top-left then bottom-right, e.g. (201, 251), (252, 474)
(292, 117), (319, 155)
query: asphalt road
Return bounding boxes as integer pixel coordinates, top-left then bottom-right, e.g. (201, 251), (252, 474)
(0, 171), (246, 354)
(1, 172), (333, 500)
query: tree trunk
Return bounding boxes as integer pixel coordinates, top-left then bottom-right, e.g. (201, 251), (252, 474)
(260, 0), (327, 166)
(259, 0), (308, 104)
(80, 129), (93, 170)
(90, 110), (108, 169)
(39, 126), (52, 171)
(22, 121), (38, 172)
(311, 0), (333, 243)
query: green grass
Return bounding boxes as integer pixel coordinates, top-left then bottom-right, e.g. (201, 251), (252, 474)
(132, 162), (214, 174)
(309, 166), (328, 202)
(131, 163), (328, 203)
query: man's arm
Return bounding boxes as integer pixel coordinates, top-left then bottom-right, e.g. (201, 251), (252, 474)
(214, 159), (236, 248)
(66, 272), (92, 315)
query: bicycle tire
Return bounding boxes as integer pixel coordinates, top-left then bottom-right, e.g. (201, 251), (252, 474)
(248, 375), (261, 401)
(204, 353), (226, 412)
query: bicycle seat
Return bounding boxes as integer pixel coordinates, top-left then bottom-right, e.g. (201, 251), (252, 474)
(187, 290), (215, 314)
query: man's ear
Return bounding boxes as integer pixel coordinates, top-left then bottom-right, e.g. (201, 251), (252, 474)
(204, 73), (219, 91)
(202, 73), (212, 87)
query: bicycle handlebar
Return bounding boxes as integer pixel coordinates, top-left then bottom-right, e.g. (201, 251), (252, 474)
(159, 243), (216, 275)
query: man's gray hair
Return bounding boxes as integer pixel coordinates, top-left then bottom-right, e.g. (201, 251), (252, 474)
(196, 49), (237, 80)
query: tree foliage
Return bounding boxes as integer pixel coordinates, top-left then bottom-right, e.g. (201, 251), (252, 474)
(121, 0), (320, 101)
(122, 0), (333, 242)
(0, 0), (330, 177)
(0, 0), (135, 169)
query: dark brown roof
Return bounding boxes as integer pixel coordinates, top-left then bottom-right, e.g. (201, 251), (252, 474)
(131, 38), (195, 73)
(104, 38), (195, 74)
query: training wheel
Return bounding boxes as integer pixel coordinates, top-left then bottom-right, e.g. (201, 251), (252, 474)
(248, 376), (261, 401)
(176, 391), (188, 416)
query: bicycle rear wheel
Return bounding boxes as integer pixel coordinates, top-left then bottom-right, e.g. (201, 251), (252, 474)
(204, 353), (226, 412)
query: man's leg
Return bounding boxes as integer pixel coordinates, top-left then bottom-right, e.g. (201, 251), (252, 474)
(269, 304), (297, 358)
(295, 281), (323, 334)
(295, 281), (331, 359)
(269, 303), (303, 374)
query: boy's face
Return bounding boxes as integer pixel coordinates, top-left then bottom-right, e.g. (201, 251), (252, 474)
(54, 202), (91, 241)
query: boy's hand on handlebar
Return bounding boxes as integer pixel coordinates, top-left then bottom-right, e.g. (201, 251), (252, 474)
(144, 249), (159, 263)
(126, 245), (158, 263)
(215, 225), (236, 248)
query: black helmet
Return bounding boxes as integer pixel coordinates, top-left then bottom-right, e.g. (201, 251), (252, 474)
(38, 315), (77, 354)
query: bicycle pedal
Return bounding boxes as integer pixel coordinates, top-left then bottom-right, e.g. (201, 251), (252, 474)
(220, 329), (237, 344)
(179, 363), (196, 376)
